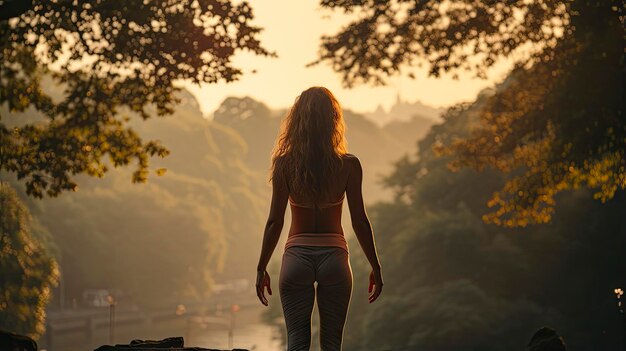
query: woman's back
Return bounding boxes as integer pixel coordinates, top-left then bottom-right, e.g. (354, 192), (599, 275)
(287, 153), (354, 237)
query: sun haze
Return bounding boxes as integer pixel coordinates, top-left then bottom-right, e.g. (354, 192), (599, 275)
(182, 0), (514, 118)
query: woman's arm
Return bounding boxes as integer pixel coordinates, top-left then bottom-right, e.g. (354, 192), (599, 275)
(256, 172), (289, 272)
(346, 155), (381, 271)
(345, 154), (384, 303)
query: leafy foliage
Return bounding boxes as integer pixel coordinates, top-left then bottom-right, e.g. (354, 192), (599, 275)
(437, 1), (624, 226)
(341, 94), (626, 350)
(0, 0), (273, 198)
(2, 89), (268, 306)
(0, 183), (59, 338)
(316, 0), (624, 226)
(311, 0), (569, 85)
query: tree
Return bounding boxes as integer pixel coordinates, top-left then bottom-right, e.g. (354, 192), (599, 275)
(0, 182), (59, 338)
(0, 0), (274, 198)
(339, 94), (626, 350)
(313, 0), (624, 226)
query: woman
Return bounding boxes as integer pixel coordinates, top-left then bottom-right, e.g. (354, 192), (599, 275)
(255, 86), (384, 351)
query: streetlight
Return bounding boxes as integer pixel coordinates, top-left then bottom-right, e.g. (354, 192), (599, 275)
(228, 304), (240, 349)
(107, 294), (116, 345)
(615, 288), (624, 351)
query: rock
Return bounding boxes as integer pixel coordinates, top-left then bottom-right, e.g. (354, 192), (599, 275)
(0, 330), (37, 351)
(527, 327), (567, 351)
(94, 336), (248, 351)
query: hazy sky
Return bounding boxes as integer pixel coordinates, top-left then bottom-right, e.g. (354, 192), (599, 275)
(183, 0), (515, 117)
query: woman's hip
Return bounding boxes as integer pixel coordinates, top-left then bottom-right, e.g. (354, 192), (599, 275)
(279, 245), (352, 287)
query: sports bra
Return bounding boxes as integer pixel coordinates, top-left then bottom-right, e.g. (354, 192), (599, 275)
(285, 192), (348, 253)
(288, 192), (345, 209)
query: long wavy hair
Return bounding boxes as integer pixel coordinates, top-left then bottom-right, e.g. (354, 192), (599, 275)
(270, 86), (348, 203)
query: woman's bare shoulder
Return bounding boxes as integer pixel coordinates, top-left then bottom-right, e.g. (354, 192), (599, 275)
(342, 153), (362, 172)
(342, 153), (359, 161)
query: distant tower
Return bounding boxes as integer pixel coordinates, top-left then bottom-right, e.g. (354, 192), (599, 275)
(395, 75), (402, 105)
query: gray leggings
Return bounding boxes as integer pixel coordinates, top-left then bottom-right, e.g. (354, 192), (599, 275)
(279, 245), (353, 351)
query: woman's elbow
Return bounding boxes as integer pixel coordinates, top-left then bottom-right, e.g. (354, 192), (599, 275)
(266, 217), (284, 229)
(351, 217), (371, 231)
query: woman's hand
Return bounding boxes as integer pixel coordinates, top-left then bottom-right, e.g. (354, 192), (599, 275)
(256, 270), (272, 306)
(368, 268), (383, 303)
